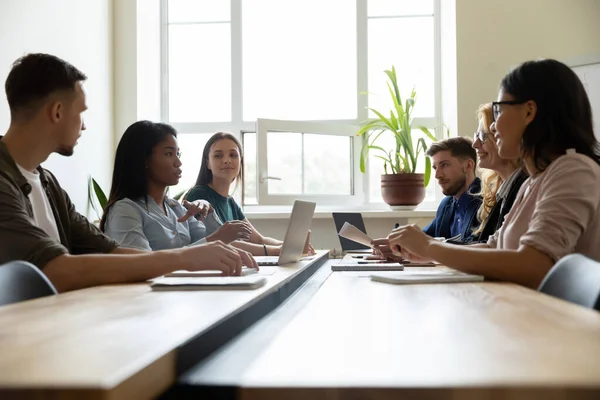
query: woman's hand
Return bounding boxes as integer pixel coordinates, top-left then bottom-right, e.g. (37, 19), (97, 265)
(303, 230), (316, 256)
(387, 224), (435, 262)
(207, 221), (252, 244)
(178, 200), (212, 222)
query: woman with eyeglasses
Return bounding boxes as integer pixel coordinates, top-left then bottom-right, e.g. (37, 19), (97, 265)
(466, 103), (528, 243)
(387, 59), (600, 288)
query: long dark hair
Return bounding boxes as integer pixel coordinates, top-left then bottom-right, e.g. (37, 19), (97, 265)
(500, 59), (600, 171)
(100, 120), (178, 231)
(194, 132), (244, 187)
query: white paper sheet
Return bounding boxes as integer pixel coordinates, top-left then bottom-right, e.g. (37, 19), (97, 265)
(338, 222), (373, 248)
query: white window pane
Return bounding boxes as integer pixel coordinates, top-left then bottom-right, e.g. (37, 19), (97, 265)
(243, 132), (257, 205)
(168, 24), (231, 122)
(368, 17), (434, 118)
(168, 0), (230, 23)
(267, 132), (302, 194)
(368, 0), (433, 17)
(303, 134), (351, 195)
(243, 0), (356, 121)
(265, 132), (352, 196)
(169, 133), (213, 198)
(368, 129), (435, 202)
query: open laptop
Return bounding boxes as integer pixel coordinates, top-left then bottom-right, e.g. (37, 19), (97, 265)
(253, 200), (316, 266)
(331, 212), (371, 253)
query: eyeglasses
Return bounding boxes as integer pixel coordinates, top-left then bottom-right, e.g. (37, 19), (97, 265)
(473, 131), (489, 143)
(492, 100), (528, 122)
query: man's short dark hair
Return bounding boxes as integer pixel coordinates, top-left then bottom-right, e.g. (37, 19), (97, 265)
(426, 136), (477, 168)
(5, 53), (87, 119)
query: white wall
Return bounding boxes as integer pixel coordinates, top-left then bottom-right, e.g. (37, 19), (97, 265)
(572, 59), (600, 141)
(113, 0), (162, 140)
(455, 0), (600, 135)
(0, 0), (114, 219)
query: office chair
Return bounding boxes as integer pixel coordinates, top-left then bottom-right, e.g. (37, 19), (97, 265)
(538, 253), (600, 311)
(0, 260), (58, 307)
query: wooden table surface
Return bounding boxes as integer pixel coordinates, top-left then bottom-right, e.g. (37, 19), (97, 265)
(179, 264), (600, 400)
(0, 251), (329, 400)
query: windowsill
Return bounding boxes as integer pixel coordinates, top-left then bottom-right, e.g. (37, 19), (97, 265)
(243, 205), (437, 220)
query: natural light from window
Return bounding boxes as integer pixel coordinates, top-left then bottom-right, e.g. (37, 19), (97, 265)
(164, 0), (440, 206)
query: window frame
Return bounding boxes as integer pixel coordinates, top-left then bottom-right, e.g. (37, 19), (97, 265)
(160, 0), (443, 207)
(251, 119), (364, 206)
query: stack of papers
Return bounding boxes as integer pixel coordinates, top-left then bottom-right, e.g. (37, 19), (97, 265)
(371, 270), (484, 284)
(338, 222), (373, 248)
(151, 275), (267, 291)
(332, 258), (404, 271)
(164, 267), (275, 277)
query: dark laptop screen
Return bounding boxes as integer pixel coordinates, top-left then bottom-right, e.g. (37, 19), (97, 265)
(331, 212), (370, 251)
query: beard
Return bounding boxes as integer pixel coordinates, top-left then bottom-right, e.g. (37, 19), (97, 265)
(442, 174), (467, 197)
(57, 146), (75, 157)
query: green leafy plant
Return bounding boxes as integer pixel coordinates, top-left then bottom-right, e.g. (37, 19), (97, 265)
(357, 66), (437, 186)
(88, 176), (107, 221)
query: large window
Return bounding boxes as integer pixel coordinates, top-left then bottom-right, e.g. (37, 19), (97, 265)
(163, 0), (441, 207)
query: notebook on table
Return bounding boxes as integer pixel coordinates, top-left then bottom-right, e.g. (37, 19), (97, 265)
(164, 267), (276, 277)
(331, 264), (405, 272)
(371, 270), (484, 284)
(331, 258), (404, 272)
(151, 275), (267, 291)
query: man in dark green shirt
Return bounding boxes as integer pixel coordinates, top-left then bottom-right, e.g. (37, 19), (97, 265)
(0, 53), (256, 292)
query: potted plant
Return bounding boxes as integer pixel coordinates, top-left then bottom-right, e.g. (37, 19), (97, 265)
(357, 66), (437, 209)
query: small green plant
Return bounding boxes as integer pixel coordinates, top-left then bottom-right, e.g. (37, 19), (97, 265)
(357, 66), (437, 186)
(88, 176), (107, 221)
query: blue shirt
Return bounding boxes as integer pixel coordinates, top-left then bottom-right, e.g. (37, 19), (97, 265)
(103, 197), (221, 251)
(449, 180), (480, 239)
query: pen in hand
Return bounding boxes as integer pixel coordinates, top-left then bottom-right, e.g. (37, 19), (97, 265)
(392, 223), (401, 253)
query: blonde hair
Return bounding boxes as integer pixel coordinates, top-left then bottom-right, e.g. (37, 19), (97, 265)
(473, 103), (519, 236)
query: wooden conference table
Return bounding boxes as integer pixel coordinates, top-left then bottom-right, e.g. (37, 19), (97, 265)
(0, 251), (599, 400)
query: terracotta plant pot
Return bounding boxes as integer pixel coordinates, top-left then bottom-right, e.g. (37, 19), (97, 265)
(381, 173), (425, 206)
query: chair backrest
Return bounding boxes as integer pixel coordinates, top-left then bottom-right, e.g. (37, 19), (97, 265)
(538, 254), (600, 311)
(0, 261), (58, 307)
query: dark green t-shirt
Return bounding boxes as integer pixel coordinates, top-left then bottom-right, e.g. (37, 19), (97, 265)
(185, 185), (245, 223)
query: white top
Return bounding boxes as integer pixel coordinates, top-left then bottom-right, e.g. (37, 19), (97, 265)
(490, 150), (600, 262)
(16, 164), (60, 242)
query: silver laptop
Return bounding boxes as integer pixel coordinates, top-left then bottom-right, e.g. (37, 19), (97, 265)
(253, 200), (316, 266)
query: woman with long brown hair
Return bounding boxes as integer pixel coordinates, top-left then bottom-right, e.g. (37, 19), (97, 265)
(185, 132), (314, 257)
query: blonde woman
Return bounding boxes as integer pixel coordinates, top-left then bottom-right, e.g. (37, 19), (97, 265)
(467, 103), (528, 242)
